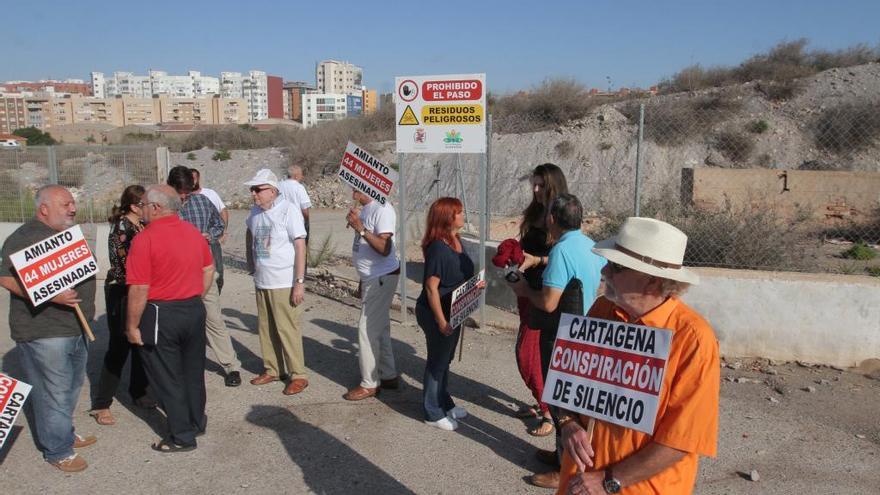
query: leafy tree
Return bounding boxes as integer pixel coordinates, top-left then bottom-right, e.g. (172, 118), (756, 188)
(13, 127), (57, 145)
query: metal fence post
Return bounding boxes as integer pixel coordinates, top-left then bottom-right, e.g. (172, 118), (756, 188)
(634, 103), (645, 217)
(480, 115), (493, 325)
(47, 146), (59, 185)
(398, 154), (408, 325)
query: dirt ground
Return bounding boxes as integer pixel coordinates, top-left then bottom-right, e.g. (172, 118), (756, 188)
(1, 210), (878, 494)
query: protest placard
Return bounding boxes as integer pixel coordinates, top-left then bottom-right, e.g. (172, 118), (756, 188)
(541, 314), (673, 434)
(449, 270), (484, 329)
(7, 224), (99, 340)
(337, 142), (398, 206)
(0, 373), (32, 451)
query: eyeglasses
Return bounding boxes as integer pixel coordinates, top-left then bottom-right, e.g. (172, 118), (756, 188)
(135, 202), (145, 207)
(250, 186), (272, 193)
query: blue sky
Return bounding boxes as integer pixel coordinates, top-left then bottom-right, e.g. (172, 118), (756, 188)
(5, 0), (879, 94)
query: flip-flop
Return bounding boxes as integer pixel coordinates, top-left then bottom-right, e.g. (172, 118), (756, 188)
(89, 409), (116, 426)
(151, 439), (196, 453)
(528, 417), (555, 437)
(515, 404), (540, 419)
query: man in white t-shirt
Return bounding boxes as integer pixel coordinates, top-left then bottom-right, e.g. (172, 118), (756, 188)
(278, 165), (311, 238)
(190, 168), (229, 242)
(343, 188), (401, 401)
(244, 169), (310, 396)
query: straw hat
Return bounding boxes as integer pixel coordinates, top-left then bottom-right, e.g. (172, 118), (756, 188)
(592, 217), (699, 284)
(244, 168), (279, 189)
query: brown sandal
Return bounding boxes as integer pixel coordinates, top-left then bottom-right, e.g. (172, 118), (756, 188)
(89, 409), (116, 426)
(528, 417), (554, 437)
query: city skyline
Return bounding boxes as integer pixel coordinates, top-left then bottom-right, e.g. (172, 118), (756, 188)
(4, 0), (880, 95)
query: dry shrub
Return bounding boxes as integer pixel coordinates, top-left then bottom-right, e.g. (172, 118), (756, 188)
(712, 130), (754, 163)
(555, 140), (575, 158)
(492, 79), (604, 134)
(659, 39), (880, 95)
(585, 195), (812, 272)
(755, 79), (802, 101)
(813, 101), (880, 153)
(619, 95), (743, 146)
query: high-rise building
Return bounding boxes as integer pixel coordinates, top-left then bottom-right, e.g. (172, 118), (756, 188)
(90, 72), (105, 98)
(240, 71), (283, 122)
(316, 60), (363, 96)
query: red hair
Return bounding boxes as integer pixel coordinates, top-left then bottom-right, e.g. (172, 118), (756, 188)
(421, 197), (463, 254)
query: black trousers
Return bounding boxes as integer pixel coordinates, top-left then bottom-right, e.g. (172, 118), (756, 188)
(92, 284), (149, 409)
(139, 297), (207, 447)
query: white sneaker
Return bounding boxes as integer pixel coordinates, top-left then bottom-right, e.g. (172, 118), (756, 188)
(425, 416), (458, 431)
(447, 406), (468, 420)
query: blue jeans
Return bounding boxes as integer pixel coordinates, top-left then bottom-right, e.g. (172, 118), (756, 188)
(17, 335), (88, 462)
(416, 304), (460, 422)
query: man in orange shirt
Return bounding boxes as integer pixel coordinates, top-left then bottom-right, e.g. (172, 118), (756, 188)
(556, 217), (719, 495)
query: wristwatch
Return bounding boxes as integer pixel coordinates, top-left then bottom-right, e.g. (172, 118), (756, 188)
(359, 229), (367, 238)
(295, 278), (305, 284)
(603, 468), (622, 494)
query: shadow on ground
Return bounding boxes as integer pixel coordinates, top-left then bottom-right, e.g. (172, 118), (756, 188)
(246, 404), (415, 494)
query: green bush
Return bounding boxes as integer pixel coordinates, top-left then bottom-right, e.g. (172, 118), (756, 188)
(748, 120), (769, 134)
(840, 242), (877, 260)
(866, 266), (880, 277)
(212, 149), (232, 161)
(308, 234), (335, 268)
(13, 126), (57, 145)
(186, 152), (197, 160)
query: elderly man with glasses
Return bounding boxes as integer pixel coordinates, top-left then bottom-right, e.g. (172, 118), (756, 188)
(244, 169), (309, 396)
(555, 217), (720, 495)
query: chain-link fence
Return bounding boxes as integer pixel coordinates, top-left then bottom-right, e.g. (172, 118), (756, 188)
(0, 145), (160, 223)
(398, 95), (880, 276)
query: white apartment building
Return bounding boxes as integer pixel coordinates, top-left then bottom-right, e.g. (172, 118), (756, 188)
(301, 93), (347, 128)
(90, 72), (105, 98)
(220, 72), (243, 98)
(92, 70), (220, 99)
(242, 71), (268, 122)
(316, 60), (363, 96)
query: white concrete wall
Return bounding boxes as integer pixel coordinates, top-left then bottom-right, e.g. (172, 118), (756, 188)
(685, 268), (880, 368)
(464, 237), (880, 367)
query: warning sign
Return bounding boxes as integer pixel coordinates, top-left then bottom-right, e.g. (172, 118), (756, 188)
(421, 104), (483, 125)
(8, 225), (99, 307)
(395, 73), (486, 154)
(399, 105), (419, 125)
(541, 314), (672, 435)
(0, 373), (32, 451)
(337, 141), (398, 207)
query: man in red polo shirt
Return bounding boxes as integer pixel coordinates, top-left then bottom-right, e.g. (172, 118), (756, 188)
(125, 184), (215, 453)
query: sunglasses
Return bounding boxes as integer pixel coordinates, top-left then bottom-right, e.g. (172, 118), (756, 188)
(250, 186), (272, 193)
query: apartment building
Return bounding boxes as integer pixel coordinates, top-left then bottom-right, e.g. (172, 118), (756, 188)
(0, 95), (27, 133)
(315, 60), (363, 96)
(362, 88), (377, 115)
(92, 70), (220, 99)
(301, 93), (347, 128)
(1, 80), (91, 96)
(282, 81), (315, 122)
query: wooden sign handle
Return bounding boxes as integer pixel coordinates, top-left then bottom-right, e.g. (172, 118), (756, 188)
(457, 323), (465, 362)
(73, 303), (95, 342)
